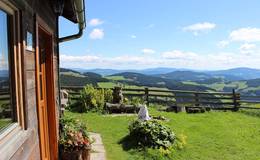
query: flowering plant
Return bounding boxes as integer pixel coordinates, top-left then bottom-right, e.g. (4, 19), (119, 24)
(59, 117), (92, 152)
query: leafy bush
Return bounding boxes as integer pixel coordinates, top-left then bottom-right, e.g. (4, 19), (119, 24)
(59, 116), (91, 152)
(128, 120), (175, 149)
(104, 89), (113, 103)
(124, 97), (145, 106)
(69, 85), (113, 112)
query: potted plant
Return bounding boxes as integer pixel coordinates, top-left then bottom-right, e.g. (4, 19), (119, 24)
(59, 117), (92, 160)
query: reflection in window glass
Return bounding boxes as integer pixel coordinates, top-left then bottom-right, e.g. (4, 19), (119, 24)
(0, 9), (13, 132)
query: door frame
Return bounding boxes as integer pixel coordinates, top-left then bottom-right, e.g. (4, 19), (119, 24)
(35, 16), (58, 160)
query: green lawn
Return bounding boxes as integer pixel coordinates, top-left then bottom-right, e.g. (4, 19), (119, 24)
(66, 108), (260, 160)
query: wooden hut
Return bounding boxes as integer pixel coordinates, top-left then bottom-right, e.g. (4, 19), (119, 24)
(0, 0), (86, 159)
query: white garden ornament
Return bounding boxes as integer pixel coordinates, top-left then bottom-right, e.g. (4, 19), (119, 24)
(138, 105), (151, 121)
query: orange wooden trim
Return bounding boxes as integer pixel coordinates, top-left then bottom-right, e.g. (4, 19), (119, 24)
(35, 15), (58, 160)
(45, 34), (59, 160)
(0, 0), (25, 129)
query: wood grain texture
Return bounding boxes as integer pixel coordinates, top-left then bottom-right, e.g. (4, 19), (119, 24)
(1, 0), (60, 159)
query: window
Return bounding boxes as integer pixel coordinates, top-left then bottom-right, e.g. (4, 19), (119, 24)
(0, 9), (15, 132)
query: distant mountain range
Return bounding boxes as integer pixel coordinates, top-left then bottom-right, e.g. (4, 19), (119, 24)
(71, 67), (189, 76)
(60, 67), (260, 96)
(156, 71), (212, 81)
(71, 67), (260, 80)
(206, 68), (260, 80)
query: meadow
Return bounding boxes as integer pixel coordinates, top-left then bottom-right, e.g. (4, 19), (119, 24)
(66, 107), (260, 160)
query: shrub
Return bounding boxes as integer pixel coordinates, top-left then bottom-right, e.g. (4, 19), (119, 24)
(79, 85), (104, 112)
(59, 116), (91, 152)
(104, 89), (113, 103)
(131, 97), (145, 106)
(69, 85), (113, 112)
(124, 97), (145, 106)
(128, 120), (175, 150)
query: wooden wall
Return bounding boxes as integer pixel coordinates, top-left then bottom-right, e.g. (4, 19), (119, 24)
(7, 0), (59, 159)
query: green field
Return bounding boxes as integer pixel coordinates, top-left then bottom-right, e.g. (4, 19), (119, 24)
(183, 81), (248, 92)
(66, 108), (260, 160)
(105, 76), (126, 81)
(61, 71), (86, 78)
(98, 82), (119, 88)
(98, 81), (169, 90)
(97, 82), (143, 89)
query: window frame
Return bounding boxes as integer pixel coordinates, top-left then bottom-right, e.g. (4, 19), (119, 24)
(0, 0), (26, 148)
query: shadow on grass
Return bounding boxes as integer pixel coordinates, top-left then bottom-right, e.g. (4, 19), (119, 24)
(118, 135), (174, 160)
(239, 109), (260, 118)
(118, 135), (140, 151)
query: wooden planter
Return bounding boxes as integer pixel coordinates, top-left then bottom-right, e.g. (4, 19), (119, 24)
(61, 147), (91, 160)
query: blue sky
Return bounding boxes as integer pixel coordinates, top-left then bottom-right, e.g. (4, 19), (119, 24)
(59, 0), (260, 70)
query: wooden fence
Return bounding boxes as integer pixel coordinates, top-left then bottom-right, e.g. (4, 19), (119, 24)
(2, 86), (258, 111)
(61, 86), (260, 111)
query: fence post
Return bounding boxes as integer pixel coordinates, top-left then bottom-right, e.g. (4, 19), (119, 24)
(232, 89), (239, 111)
(145, 87), (149, 106)
(195, 92), (199, 107)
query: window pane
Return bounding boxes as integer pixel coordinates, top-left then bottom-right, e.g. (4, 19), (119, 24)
(0, 9), (13, 132)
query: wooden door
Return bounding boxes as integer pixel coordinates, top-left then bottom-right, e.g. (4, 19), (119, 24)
(36, 28), (51, 160)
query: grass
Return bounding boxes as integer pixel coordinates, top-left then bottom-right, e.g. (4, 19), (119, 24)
(98, 82), (119, 88)
(183, 81), (248, 92)
(66, 107), (260, 160)
(60, 72), (85, 78)
(97, 82), (143, 89)
(182, 81), (200, 86)
(105, 76), (126, 81)
(98, 81), (169, 91)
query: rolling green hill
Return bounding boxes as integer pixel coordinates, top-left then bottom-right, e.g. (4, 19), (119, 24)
(183, 78), (260, 96)
(111, 72), (213, 91)
(60, 68), (109, 86)
(60, 68), (260, 96)
(156, 71), (213, 81)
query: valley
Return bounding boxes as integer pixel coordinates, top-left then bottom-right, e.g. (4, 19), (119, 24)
(60, 67), (260, 96)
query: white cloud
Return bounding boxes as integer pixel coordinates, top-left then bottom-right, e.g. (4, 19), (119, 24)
(229, 27), (260, 42)
(183, 22), (216, 35)
(60, 49), (260, 70)
(239, 43), (256, 50)
(88, 18), (104, 26)
(61, 54), (100, 62)
(239, 43), (256, 54)
(160, 50), (260, 69)
(217, 40), (230, 48)
(141, 48), (156, 54)
(89, 29), (104, 39)
(130, 35), (137, 39)
(162, 50), (198, 59)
